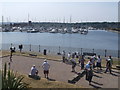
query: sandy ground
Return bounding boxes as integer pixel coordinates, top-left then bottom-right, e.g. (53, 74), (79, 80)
(1, 55), (120, 88)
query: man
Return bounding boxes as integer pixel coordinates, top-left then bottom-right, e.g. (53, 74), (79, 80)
(42, 59), (50, 79)
(62, 51), (66, 63)
(91, 55), (97, 68)
(96, 55), (102, 70)
(104, 56), (113, 74)
(71, 57), (76, 72)
(29, 65), (39, 79)
(85, 59), (92, 81)
(79, 55), (85, 70)
(19, 44), (23, 52)
(67, 52), (71, 60)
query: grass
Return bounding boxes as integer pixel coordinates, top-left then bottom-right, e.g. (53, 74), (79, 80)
(22, 74), (82, 88)
(1, 50), (62, 61)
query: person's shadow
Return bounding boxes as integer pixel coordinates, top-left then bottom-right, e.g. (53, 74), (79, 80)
(89, 83), (102, 88)
(47, 77), (56, 81)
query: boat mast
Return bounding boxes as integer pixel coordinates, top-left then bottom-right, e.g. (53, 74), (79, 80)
(2, 16), (4, 31)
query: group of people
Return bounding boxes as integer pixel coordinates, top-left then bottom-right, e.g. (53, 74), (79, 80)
(62, 51), (113, 84)
(29, 59), (50, 80)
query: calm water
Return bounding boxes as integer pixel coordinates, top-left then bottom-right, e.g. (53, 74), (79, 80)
(1, 30), (118, 50)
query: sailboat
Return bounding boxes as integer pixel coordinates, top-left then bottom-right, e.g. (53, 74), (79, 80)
(80, 21), (88, 35)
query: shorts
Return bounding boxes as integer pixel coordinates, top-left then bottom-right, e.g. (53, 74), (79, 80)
(44, 70), (49, 74)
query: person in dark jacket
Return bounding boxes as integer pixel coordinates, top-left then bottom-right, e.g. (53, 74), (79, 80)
(88, 66), (93, 85)
(104, 56), (112, 74)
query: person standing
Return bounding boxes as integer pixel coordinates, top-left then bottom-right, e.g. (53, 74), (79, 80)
(62, 51), (66, 63)
(79, 55), (85, 70)
(104, 56), (112, 74)
(71, 57), (77, 72)
(67, 52), (71, 61)
(42, 59), (50, 79)
(85, 59), (93, 81)
(96, 55), (102, 70)
(19, 44), (23, 52)
(88, 66), (93, 85)
(91, 55), (97, 68)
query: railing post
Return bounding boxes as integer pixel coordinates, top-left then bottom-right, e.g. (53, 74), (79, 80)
(29, 44), (31, 51)
(39, 45), (40, 52)
(118, 50), (120, 58)
(93, 49), (94, 53)
(105, 49), (107, 57)
(59, 46), (60, 54)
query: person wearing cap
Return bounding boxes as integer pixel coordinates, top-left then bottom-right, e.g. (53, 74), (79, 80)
(42, 59), (50, 79)
(29, 65), (39, 79)
(104, 56), (112, 74)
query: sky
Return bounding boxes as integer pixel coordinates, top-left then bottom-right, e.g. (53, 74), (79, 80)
(0, 1), (119, 22)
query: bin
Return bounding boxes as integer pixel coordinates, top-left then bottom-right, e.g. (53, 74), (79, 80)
(43, 49), (47, 55)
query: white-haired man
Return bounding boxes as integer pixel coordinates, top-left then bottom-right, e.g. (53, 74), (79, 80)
(42, 59), (50, 79)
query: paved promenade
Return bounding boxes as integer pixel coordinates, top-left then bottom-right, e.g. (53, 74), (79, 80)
(2, 55), (120, 88)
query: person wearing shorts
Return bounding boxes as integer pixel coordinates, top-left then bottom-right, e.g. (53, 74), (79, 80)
(42, 59), (50, 79)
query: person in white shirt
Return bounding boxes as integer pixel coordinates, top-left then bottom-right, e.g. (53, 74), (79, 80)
(96, 55), (102, 70)
(29, 65), (38, 78)
(67, 52), (71, 60)
(42, 59), (50, 78)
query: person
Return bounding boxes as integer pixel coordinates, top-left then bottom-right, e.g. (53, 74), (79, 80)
(91, 55), (97, 68)
(67, 52), (71, 60)
(96, 55), (102, 70)
(10, 46), (16, 62)
(88, 66), (93, 85)
(85, 59), (92, 81)
(62, 51), (66, 63)
(71, 57), (77, 72)
(42, 59), (50, 79)
(104, 56), (113, 74)
(79, 55), (85, 70)
(29, 65), (39, 79)
(19, 44), (23, 52)
(109, 56), (113, 66)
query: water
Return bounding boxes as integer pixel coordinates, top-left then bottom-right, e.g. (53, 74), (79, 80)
(0, 30), (119, 57)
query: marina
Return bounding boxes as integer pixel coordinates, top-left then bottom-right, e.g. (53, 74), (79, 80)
(1, 30), (119, 57)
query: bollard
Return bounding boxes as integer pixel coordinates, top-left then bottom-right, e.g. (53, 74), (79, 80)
(38, 45), (40, 52)
(105, 49), (107, 57)
(118, 50), (120, 58)
(93, 49), (94, 53)
(59, 46), (60, 53)
(30, 44), (31, 51)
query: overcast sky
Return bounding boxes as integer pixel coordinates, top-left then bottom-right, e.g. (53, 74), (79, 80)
(1, 1), (119, 22)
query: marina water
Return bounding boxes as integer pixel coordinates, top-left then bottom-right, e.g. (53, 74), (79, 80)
(0, 30), (119, 57)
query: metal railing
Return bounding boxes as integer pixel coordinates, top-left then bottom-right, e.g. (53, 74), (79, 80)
(1, 43), (119, 58)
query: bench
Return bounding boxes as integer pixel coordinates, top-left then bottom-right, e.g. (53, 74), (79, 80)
(83, 52), (96, 56)
(29, 54), (37, 57)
